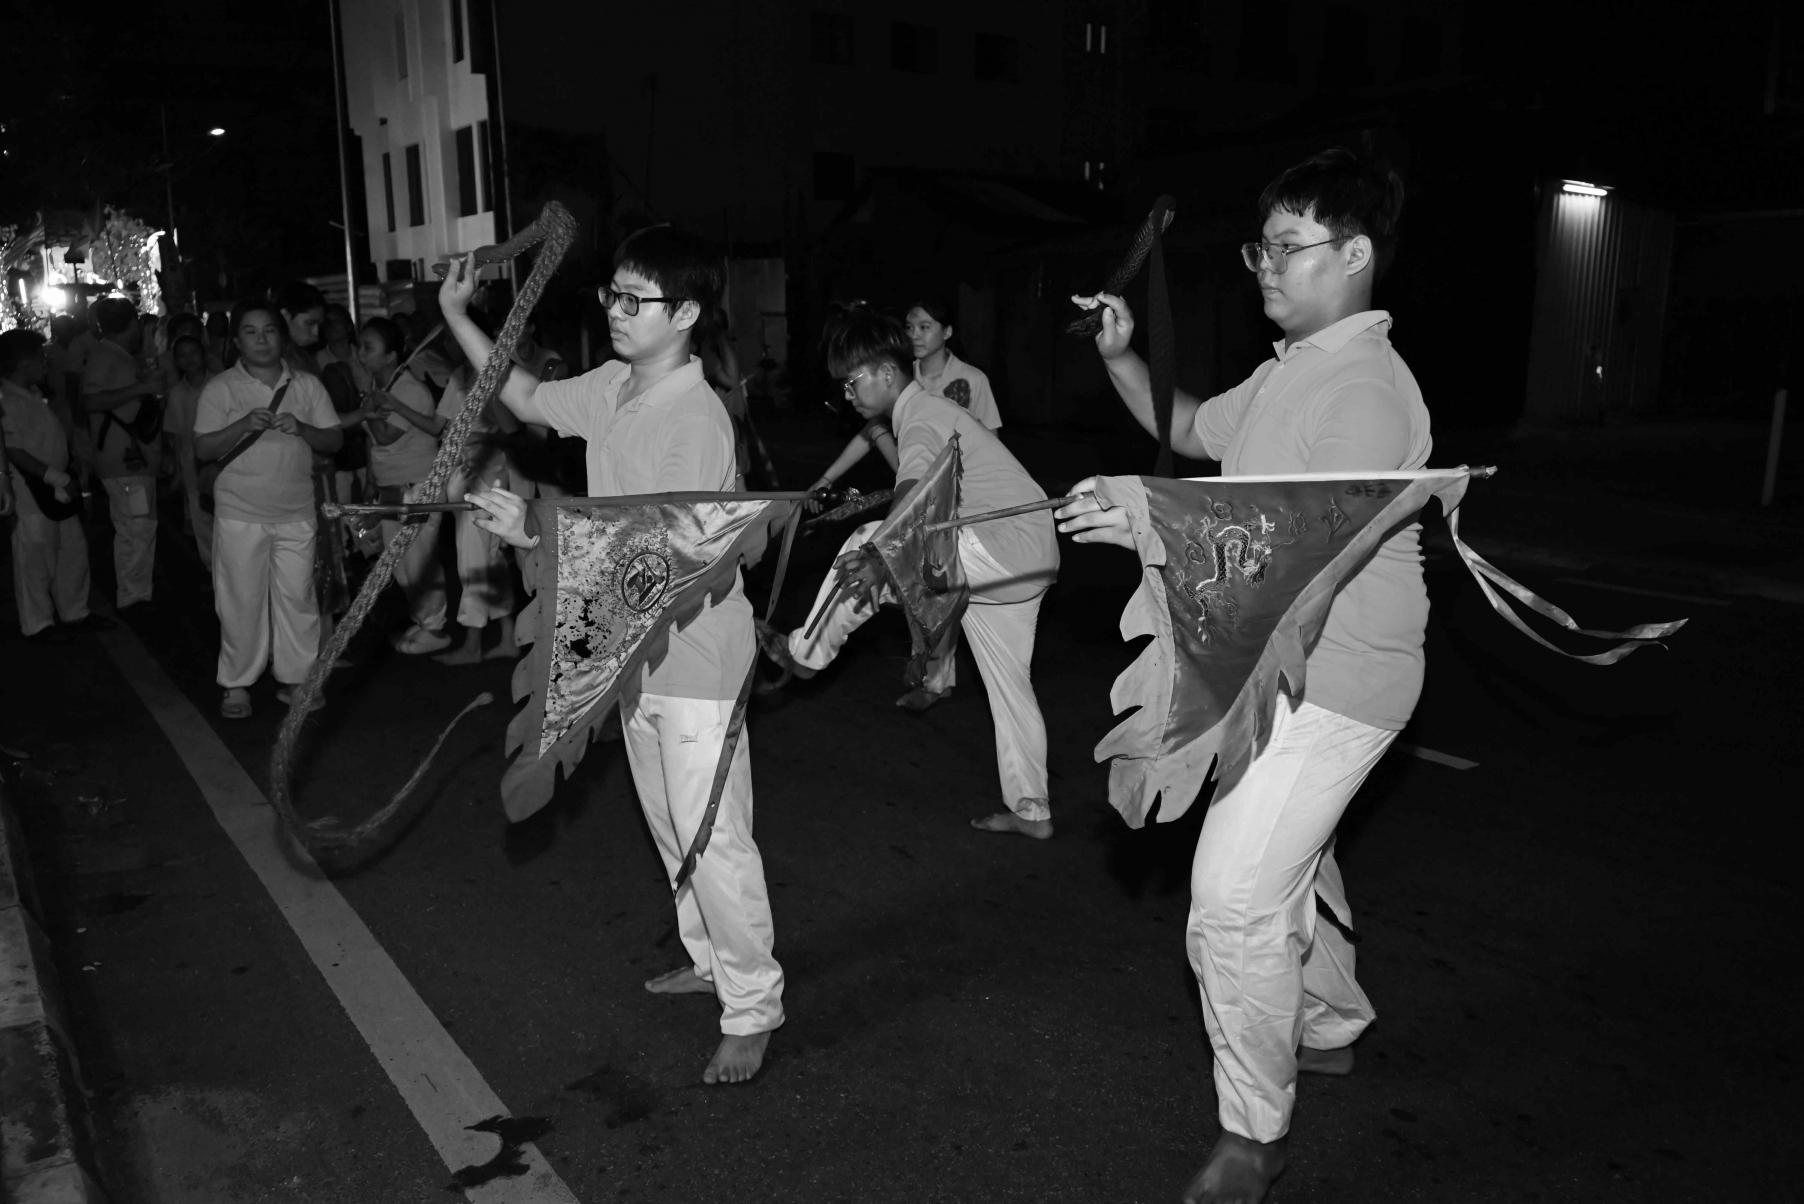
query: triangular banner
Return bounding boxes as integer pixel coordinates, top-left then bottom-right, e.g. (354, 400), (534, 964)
(501, 492), (800, 821)
(862, 436), (968, 686)
(1088, 468), (1685, 828)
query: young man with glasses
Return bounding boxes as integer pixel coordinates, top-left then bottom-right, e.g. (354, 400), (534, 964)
(759, 305), (1061, 839)
(1061, 148), (1429, 1204)
(441, 226), (785, 1087)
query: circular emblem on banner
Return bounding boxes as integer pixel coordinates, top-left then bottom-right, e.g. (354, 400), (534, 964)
(620, 552), (672, 613)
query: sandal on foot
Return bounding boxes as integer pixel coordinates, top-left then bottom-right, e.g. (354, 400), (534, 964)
(220, 688), (252, 720)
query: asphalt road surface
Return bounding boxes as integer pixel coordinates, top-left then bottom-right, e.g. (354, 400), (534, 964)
(6, 487), (1799, 1204)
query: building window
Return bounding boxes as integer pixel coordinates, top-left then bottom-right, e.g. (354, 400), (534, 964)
(974, 32), (1019, 82)
(1084, 22), (1109, 53)
(890, 22), (938, 73)
(813, 151), (855, 201)
(455, 127), (478, 217)
(382, 152), (397, 233)
(395, 12), (408, 79)
(405, 143), (425, 227)
(451, 0), (465, 62)
(811, 12), (854, 65)
(468, 0), (494, 73)
(476, 119), (491, 212)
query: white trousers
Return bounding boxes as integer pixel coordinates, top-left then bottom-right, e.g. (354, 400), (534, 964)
(380, 512), (447, 632)
(789, 523), (1050, 821)
(10, 510), (91, 635)
(101, 474), (157, 606)
(451, 507), (514, 628)
(622, 692), (784, 1035)
(213, 517), (320, 689)
(1189, 695), (1395, 1142)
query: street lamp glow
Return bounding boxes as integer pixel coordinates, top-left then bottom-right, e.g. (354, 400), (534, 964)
(208, 127), (226, 137)
(1561, 180), (1609, 197)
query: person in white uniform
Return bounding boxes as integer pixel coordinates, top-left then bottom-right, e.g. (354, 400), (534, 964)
(762, 306), (1059, 838)
(1, 330), (99, 639)
(446, 226), (784, 1086)
(194, 301), (343, 720)
(803, 298), (1004, 711)
(1060, 147), (1427, 1204)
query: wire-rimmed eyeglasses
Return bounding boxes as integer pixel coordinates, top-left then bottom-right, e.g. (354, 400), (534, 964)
(840, 369), (871, 398)
(597, 284), (687, 316)
(1239, 238), (1343, 274)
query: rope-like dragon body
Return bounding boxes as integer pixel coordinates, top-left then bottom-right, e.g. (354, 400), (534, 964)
(268, 202), (579, 868)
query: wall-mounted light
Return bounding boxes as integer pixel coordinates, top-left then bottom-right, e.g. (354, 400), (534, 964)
(1561, 180), (1610, 197)
(208, 127), (226, 137)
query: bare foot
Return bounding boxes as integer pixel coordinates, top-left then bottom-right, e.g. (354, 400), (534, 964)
(643, 966), (716, 996)
(969, 812), (1053, 840)
(1181, 1132), (1288, 1204)
(1297, 1044), (1354, 1076)
(702, 1031), (770, 1085)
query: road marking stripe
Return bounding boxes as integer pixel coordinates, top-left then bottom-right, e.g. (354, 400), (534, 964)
(100, 629), (580, 1204)
(1553, 576), (1731, 608)
(1399, 743), (1479, 770)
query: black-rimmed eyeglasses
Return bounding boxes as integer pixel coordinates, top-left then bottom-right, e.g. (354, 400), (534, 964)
(597, 285), (687, 316)
(1239, 238), (1343, 274)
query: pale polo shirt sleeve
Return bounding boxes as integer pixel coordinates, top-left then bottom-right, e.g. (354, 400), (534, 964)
(963, 366), (1002, 430)
(192, 373), (236, 436)
(532, 362), (624, 443)
(1192, 367), (1266, 461)
(655, 407), (736, 492)
(293, 374), (338, 430)
(1303, 377), (1416, 472)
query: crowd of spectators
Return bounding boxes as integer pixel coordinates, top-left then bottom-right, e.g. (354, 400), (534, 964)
(2, 283), (572, 720)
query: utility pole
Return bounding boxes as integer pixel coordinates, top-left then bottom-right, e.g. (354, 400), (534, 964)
(328, 0), (361, 324)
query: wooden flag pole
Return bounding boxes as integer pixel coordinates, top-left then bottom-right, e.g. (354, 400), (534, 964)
(924, 495), (1079, 534)
(321, 500), (478, 519)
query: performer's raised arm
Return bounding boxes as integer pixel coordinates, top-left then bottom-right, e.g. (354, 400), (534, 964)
(438, 253), (551, 427)
(1070, 290), (1213, 460)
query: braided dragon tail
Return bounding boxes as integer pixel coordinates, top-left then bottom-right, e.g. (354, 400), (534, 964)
(268, 201), (580, 871)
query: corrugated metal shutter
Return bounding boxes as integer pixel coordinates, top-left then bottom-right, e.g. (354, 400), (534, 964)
(1524, 187), (1674, 422)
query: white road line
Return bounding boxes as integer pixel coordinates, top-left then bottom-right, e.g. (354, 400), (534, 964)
(101, 629), (580, 1204)
(1553, 576), (1731, 608)
(1399, 743), (1479, 770)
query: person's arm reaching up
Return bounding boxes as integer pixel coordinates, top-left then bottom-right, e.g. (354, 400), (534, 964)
(1070, 291), (1213, 460)
(438, 254), (548, 426)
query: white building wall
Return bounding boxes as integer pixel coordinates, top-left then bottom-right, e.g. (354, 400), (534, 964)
(342, 0), (496, 283)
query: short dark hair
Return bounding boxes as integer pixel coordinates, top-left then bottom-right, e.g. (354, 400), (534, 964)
(0, 329), (46, 378)
(275, 280), (326, 317)
(92, 297), (137, 337)
(821, 303), (912, 380)
(613, 225), (723, 344)
(359, 316), (406, 360)
(907, 297), (956, 330)
(229, 298), (283, 340)
(1258, 147), (1406, 278)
